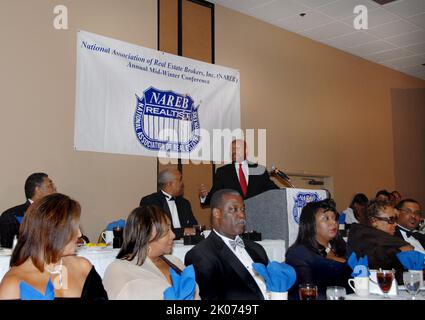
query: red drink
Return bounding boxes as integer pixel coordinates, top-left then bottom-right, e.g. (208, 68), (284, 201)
(377, 271), (394, 293)
(299, 285), (318, 300)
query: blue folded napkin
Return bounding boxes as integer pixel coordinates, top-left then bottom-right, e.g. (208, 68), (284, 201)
(397, 250), (425, 271)
(338, 213), (346, 224)
(252, 261), (296, 292)
(163, 265), (196, 300)
(347, 252), (369, 277)
(106, 219), (126, 231)
(20, 278), (55, 300)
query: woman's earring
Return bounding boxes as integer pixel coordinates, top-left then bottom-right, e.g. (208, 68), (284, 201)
(147, 246), (152, 255)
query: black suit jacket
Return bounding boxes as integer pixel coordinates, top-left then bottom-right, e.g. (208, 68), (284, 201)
(139, 191), (198, 239)
(0, 201), (30, 248)
(204, 163), (278, 205)
(394, 225), (425, 249)
(184, 231), (269, 300)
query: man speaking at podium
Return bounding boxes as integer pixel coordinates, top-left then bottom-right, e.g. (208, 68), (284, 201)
(199, 139), (278, 206)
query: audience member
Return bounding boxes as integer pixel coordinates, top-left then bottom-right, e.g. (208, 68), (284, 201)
(198, 139), (278, 205)
(375, 189), (392, 202)
(347, 199), (413, 281)
(391, 190), (402, 206)
(342, 193), (369, 227)
(185, 189), (269, 300)
(103, 205), (199, 300)
(0, 193), (107, 300)
(394, 199), (425, 254)
(139, 169), (198, 239)
(0, 173), (56, 248)
(285, 199), (352, 300)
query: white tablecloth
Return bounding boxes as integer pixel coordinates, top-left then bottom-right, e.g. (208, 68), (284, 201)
(0, 239), (285, 280)
(346, 289), (425, 300)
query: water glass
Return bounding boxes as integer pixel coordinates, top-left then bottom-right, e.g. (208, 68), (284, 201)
(403, 271), (421, 300)
(326, 286), (346, 300)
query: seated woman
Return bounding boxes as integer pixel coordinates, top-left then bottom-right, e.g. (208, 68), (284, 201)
(103, 205), (200, 300)
(0, 193), (108, 300)
(347, 199), (413, 281)
(286, 199), (352, 300)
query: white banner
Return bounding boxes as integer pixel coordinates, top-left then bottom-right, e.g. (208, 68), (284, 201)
(75, 30), (240, 161)
(286, 188), (327, 247)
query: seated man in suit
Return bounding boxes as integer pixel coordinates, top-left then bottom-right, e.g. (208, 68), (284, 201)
(139, 168), (198, 239)
(0, 172), (56, 248)
(185, 189), (269, 300)
(199, 139), (278, 205)
(394, 199), (425, 254)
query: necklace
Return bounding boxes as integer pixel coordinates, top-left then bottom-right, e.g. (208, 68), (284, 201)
(44, 258), (63, 289)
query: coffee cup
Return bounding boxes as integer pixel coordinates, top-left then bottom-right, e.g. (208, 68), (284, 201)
(348, 276), (369, 297)
(101, 230), (114, 246)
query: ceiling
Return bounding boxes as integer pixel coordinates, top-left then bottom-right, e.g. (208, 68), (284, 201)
(209, 0), (425, 81)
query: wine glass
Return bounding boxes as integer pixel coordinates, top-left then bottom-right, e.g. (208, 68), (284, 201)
(403, 271), (421, 300)
(377, 269), (394, 298)
(299, 284), (318, 300)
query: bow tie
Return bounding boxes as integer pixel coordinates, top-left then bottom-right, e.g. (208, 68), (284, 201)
(166, 196), (176, 201)
(229, 237), (245, 250)
(404, 230), (417, 238)
(401, 228), (419, 238)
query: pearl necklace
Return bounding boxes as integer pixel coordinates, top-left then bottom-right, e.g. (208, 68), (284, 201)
(44, 258), (63, 289)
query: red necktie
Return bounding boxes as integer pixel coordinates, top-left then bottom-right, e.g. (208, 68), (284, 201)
(238, 163), (247, 197)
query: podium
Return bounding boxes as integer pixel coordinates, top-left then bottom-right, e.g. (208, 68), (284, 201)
(245, 188), (327, 250)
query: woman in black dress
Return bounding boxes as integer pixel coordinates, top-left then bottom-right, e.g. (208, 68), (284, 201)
(0, 193), (107, 300)
(286, 199), (352, 299)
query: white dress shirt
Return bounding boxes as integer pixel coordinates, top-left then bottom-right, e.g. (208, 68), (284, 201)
(398, 225), (425, 254)
(200, 161), (249, 204)
(161, 190), (181, 228)
(213, 229), (267, 299)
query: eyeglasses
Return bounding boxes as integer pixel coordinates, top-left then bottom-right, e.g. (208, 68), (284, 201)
(399, 208), (422, 218)
(374, 216), (397, 225)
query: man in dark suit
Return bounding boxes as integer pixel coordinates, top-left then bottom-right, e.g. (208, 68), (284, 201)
(185, 189), (269, 300)
(394, 199), (425, 253)
(0, 172), (56, 248)
(199, 139), (278, 205)
(139, 168), (198, 240)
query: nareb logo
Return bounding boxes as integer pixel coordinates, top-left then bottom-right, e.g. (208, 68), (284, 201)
(134, 87), (201, 152)
(292, 192), (321, 224)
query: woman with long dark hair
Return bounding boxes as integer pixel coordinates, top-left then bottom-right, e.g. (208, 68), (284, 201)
(286, 199), (351, 299)
(103, 205), (199, 299)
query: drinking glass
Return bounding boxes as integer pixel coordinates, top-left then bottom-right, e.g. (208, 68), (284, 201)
(299, 284), (318, 300)
(326, 286), (346, 300)
(377, 269), (394, 298)
(403, 271), (421, 300)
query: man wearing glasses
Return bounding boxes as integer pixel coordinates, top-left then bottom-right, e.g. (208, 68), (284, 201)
(394, 199), (425, 254)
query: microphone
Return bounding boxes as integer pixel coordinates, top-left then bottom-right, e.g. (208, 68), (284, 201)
(271, 164), (291, 181)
